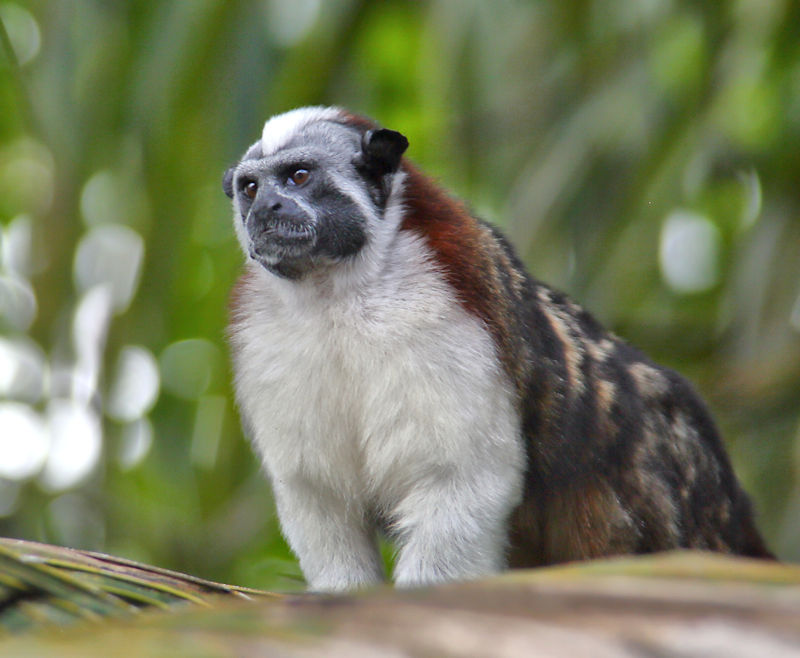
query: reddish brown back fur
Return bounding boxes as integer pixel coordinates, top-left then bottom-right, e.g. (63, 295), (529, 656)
(399, 164), (524, 386)
(400, 167), (490, 319)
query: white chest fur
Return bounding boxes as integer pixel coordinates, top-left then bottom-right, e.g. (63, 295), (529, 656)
(230, 231), (524, 590)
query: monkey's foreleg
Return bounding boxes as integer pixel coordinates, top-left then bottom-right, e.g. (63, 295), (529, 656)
(389, 467), (520, 587)
(273, 479), (385, 592)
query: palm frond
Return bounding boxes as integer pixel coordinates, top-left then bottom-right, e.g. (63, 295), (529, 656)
(0, 538), (272, 634)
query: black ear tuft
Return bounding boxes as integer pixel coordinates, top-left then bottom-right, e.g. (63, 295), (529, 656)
(357, 129), (409, 176)
(223, 166), (235, 198)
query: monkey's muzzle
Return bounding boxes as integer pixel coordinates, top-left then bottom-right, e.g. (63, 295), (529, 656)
(245, 194), (317, 266)
(248, 222), (316, 260)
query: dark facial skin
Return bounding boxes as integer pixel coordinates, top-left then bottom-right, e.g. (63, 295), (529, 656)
(237, 165), (319, 275)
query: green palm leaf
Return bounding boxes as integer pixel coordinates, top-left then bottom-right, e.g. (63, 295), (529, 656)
(0, 538), (271, 634)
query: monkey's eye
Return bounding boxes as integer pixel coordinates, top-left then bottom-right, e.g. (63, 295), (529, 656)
(242, 180), (258, 200)
(287, 169), (310, 187)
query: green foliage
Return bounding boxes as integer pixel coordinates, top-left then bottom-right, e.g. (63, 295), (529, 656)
(0, 0), (798, 592)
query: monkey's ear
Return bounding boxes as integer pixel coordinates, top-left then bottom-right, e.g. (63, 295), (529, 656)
(223, 166), (235, 198)
(356, 129), (409, 176)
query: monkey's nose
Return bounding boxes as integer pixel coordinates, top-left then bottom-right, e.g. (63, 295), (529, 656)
(252, 190), (302, 224)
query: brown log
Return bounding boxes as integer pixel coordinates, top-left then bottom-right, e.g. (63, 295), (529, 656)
(1, 550), (799, 656)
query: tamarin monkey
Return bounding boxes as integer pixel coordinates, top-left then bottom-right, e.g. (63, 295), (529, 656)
(224, 107), (772, 591)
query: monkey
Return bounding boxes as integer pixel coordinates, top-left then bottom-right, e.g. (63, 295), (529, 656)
(223, 106), (772, 591)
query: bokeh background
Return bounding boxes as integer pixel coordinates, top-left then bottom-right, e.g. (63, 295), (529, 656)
(0, 0), (798, 590)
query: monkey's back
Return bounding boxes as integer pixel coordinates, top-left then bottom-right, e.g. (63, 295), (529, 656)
(479, 224), (772, 566)
(398, 164), (771, 565)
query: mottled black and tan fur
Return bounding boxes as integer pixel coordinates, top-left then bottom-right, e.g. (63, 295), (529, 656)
(403, 166), (772, 565)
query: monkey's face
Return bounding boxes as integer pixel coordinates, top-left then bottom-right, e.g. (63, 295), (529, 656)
(223, 108), (408, 279)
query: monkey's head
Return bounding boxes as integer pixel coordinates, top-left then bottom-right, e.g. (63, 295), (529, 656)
(223, 107), (408, 279)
